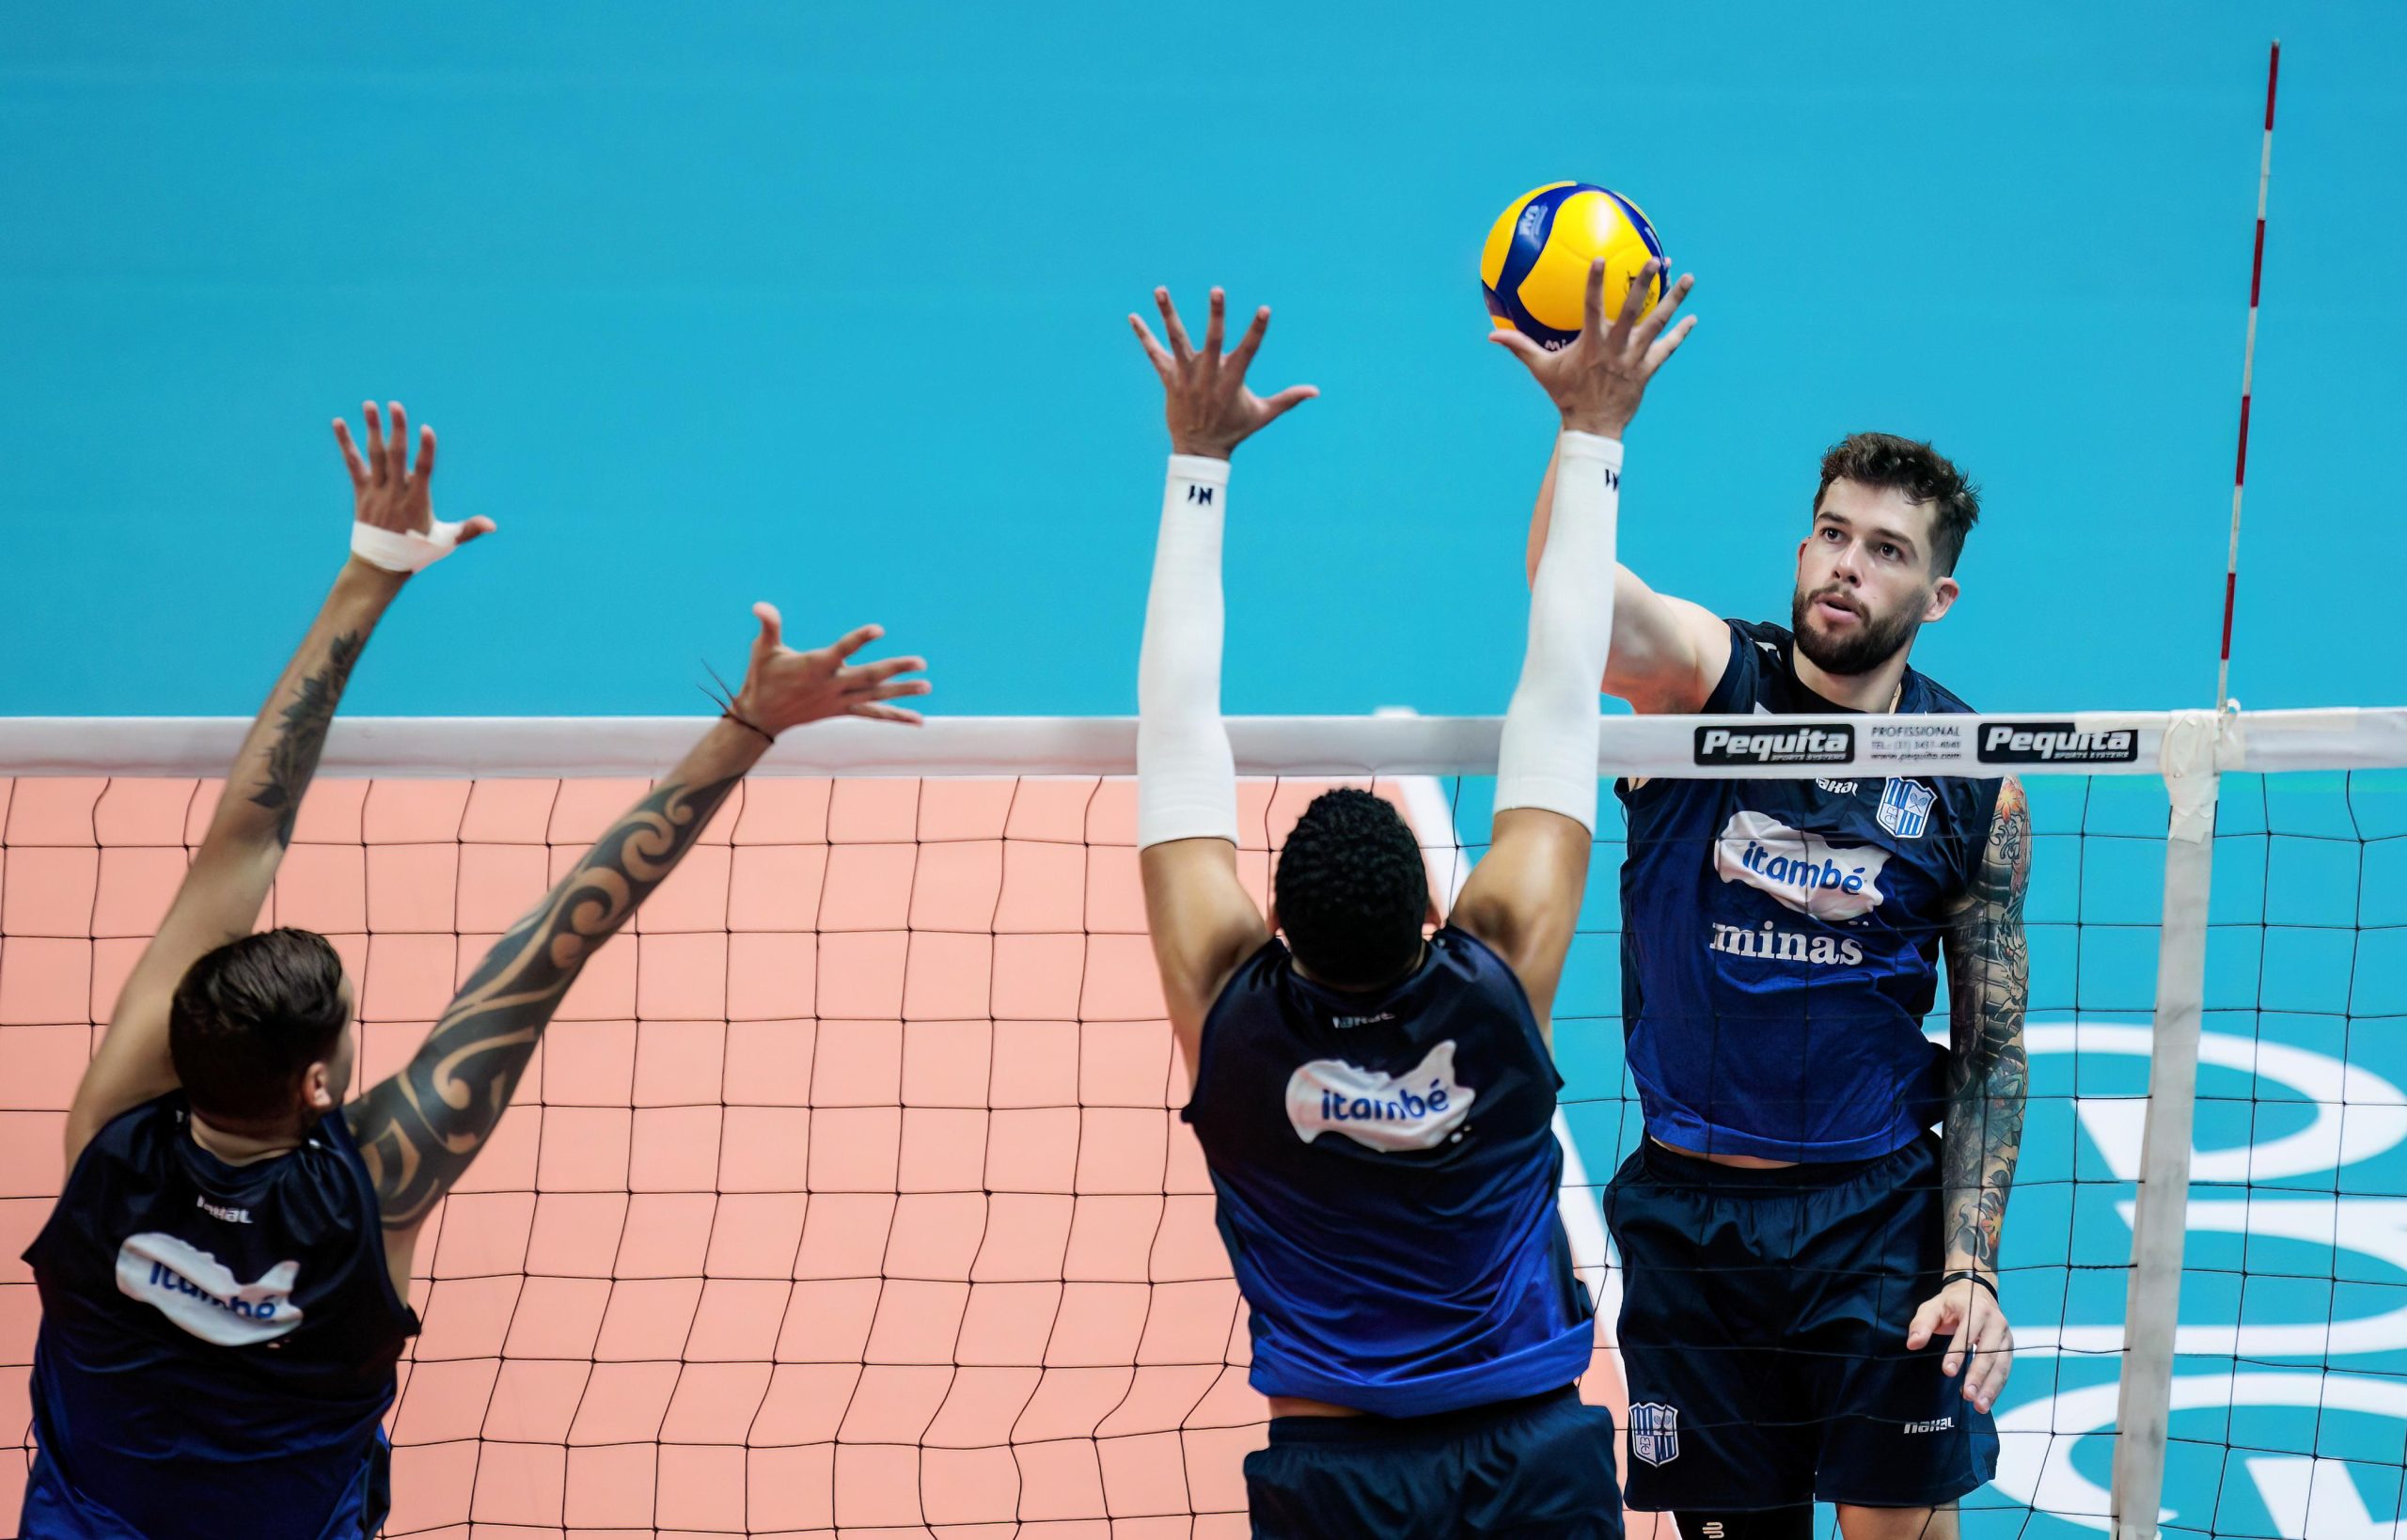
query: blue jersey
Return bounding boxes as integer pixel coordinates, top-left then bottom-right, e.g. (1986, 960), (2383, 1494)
(1181, 926), (1592, 1418)
(1618, 620), (2001, 1162)
(22, 1093), (417, 1540)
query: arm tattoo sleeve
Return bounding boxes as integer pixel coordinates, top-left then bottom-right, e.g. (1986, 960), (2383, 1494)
(1941, 775), (2032, 1272)
(347, 774), (740, 1229)
(248, 631), (365, 849)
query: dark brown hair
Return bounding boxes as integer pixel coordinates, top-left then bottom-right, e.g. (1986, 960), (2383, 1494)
(1816, 432), (1981, 576)
(169, 928), (349, 1124)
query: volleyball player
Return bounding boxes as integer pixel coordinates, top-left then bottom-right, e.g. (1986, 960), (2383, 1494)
(20, 404), (929, 1540)
(1518, 416), (2029, 1532)
(1129, 259), (1692, 1538)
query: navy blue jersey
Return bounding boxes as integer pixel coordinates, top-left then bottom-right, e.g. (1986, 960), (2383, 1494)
(1181, 926), (1592, 1417)
(1617, 620), (2000, 1162)
(23, 1093), (418, 1540)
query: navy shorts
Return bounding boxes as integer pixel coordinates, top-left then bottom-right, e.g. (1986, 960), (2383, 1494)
(21, 1433), (391, 1538)
(1243, 1386), (1622, 1539)
(1602, 1134), (1998, 1511)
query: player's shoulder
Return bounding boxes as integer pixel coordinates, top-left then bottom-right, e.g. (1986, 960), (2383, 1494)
(1726, 617), (1791, 653)
(1908, 667), (1979, 715)
(1691, 618), (1783, 713)
(78, 1089), (183, 1162)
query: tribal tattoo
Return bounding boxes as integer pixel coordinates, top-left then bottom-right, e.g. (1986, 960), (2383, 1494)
(1941, 775), (2032, 1273)
(347, 773), (741, 1229)
(249, 630), (365, 848)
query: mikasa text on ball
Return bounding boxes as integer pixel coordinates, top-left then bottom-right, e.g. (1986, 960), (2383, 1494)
(1481, 182), (1667, 350)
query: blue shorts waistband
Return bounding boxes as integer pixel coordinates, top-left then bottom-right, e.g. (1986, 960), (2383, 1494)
(1639, 1133), (1930, 1189)
(1266, 1385), (1581, 1446)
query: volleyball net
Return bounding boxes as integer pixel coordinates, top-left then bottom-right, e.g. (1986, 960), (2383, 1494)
(3, 706), (2405, 1539)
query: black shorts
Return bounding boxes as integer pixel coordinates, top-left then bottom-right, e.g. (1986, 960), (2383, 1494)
(1602, 1134), (1999, 1511)
(1243, 1386), (1622, 1539)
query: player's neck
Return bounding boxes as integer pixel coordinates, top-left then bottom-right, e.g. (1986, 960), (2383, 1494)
(1292, 940), (1428, 995)
(1791, 645), (1908, 715)
(188, 1110), (304, 1166)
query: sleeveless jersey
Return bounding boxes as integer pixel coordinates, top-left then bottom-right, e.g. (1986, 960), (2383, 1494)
(1617, 620), (2000, 1162)
(1181, 926), (1592, 1418)
(22, 1093), (418, 1540)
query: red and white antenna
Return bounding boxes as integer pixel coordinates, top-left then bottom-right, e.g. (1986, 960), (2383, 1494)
(2217, 39), (2280, 712)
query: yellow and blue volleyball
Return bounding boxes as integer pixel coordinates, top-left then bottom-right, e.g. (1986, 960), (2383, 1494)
(1481, 182), (1667, 351)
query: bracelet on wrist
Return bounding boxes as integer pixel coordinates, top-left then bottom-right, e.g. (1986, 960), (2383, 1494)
(698, 664), (776, 746)
(1943, 1268), (2000, 1301)
(720, 710), (776, 746)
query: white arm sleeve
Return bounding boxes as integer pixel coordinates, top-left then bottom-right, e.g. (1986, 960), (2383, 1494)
(1137, 454), (1240, 849)
(1493, 431), (1623, 832)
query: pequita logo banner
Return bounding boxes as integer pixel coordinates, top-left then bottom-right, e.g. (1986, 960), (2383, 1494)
(1976, 721), (2141, 765)
(1692, 723), (1854, 767)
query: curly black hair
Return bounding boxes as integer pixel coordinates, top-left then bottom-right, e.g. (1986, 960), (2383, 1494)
(169, 927), (350, 1124)
(1815, 432), (1981, 575)
(1273, 789), (1430, 990)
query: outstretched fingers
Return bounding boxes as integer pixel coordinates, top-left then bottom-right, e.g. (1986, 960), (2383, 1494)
(1154, 288), (1195, 362)
(1257, 383), (1319, 422)
(1644, 313), (1700, 373)
(1129, 314), (1175, 377)
(1487, 327), (1549, 368)
(1224, 305), (1272, 376)
(385, 403), (410, 479)
(825, 622), (886, 662)
(1632, 272), (1695, 348)
(333, 418), (370, 487)
(843, 654), (928, 690)
(1617, 259), (1661, 329)
(1203, 287), (1226, 360)
(849, 700), (925, 725)
(751, 602), (786, 655)
(362, 401), (387, 481)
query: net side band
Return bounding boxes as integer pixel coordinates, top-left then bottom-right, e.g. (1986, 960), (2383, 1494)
(3, 706), (2401, 778)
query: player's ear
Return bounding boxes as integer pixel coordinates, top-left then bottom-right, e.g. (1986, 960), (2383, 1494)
(1925, 574), (1960, 622)
(301, 1061), (337, 1116)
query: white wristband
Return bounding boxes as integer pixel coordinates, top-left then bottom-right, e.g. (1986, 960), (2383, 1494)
(350, 519), (468, 574)
(1137, 454), (1240, 849)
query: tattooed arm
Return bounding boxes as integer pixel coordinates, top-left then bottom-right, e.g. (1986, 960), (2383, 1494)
(347, 605), (928, 1287)
(64, 404), (488, 1165)
(1907, 773), (2032, 1416)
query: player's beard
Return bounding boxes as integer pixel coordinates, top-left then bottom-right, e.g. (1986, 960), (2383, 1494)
(1791, 582), (1924, 678)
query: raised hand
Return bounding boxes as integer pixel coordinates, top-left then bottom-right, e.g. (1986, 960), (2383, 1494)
(1492, 259), (1696, 439)
(732, 604), (931, 733)
(333, 401), (496, 547)
(1130, 288), (1317, 460)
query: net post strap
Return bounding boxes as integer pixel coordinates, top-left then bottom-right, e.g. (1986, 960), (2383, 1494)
(2111, 709), (2225, 1540)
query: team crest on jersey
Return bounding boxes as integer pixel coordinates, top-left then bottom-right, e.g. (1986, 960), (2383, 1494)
(1877, 778), (1935, 841)
(115, 1232), (304, 1347)
(1285, 1040), (1476, 1153)
(1629, 1402), (1680, 1466)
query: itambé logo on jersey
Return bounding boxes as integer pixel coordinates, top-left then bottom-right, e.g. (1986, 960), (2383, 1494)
(1976, 720), (2140, 764)
(1692, 723), (1854, 766)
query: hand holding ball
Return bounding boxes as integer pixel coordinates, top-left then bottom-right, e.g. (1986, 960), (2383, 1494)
(1482, 182), (1667, 351)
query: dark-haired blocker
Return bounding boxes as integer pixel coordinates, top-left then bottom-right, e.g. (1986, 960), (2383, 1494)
(1128, 264), (1696, 1536)
(21, 403), (931, 1540)
(1521, 432), (2031, 1540)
